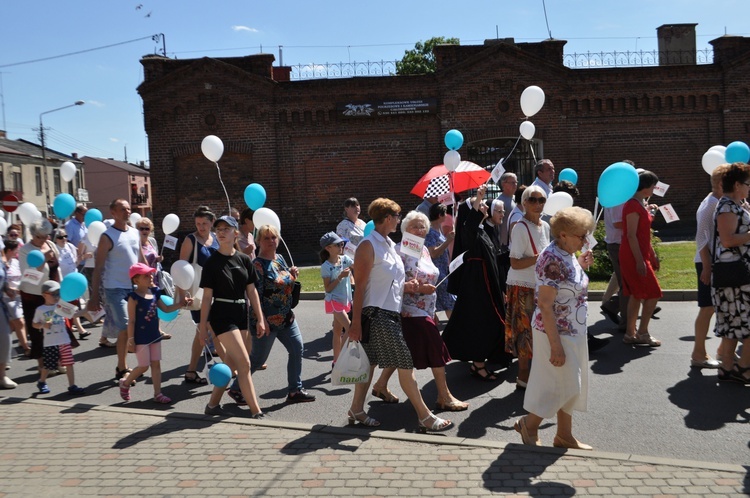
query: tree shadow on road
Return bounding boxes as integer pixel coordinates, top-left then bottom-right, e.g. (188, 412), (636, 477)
(666, 367), (750, 431)
(481, 446), (575, 495)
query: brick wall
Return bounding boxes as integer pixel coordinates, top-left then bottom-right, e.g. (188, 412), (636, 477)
(139, 38), (750, 263)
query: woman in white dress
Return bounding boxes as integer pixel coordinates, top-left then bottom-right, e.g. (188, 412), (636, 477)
(515, 206), (595, 450)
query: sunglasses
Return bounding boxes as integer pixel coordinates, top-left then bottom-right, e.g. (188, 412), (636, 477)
(56, 235), (67, 239)
(526, 196), (547, 205)
(138, 227), (151, 231)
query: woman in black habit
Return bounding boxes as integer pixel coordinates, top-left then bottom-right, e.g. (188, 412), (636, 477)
(443, 185), (507, 381)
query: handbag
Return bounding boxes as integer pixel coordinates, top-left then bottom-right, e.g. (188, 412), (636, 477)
(711, 214), (750, 288)
(331, 339), (370, 385)
(187, 234), (203, 310)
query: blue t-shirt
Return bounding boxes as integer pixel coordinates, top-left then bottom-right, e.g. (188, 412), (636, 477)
(320, 255), (353, 304)
(129, 288), (162, 345)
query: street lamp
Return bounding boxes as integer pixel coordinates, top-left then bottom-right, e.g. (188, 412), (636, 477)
(39, 100), (84, 213)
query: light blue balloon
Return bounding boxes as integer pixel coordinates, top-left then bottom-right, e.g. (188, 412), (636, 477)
(60, 273), (88, 301)
(444, 129), (464, 150)
(243, 183), (267, 211)
(26, 249), (45, 268)
(84, 208), (103, 227)
(208, 363), (232, 388)
(597, 162), (639, 208)
(364, 220), (375, 236)
(53, 193), (76, 219)
(558, 168), (578, 185)
(725, 141), (750, 164)
(157, 295), (179, 322)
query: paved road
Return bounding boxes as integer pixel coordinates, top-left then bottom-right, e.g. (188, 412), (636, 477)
(4, 299), (748, 466)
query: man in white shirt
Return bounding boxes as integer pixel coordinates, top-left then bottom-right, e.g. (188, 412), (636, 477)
(530, 159), (555, 197)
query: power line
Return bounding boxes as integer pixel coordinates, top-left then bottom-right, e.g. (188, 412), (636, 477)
(0, 35), (160, 69)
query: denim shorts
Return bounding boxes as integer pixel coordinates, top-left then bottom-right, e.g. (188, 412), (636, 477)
(103, 287), (130, 336)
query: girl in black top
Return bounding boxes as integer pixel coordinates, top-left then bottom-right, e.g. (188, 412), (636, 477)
(199, 216), (266, 418)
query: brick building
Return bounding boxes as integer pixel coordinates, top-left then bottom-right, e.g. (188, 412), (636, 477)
(138, 24), (750, 261)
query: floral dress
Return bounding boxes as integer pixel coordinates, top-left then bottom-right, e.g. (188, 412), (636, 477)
(711, 197), (750, 340)
(425, 227), (455, 312)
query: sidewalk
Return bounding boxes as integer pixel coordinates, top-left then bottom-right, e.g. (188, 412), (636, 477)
(0, 397), (746, 497)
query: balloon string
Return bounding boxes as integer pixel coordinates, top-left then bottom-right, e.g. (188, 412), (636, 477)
(214, 161), (232, 215)
(279, 235), (295, 267)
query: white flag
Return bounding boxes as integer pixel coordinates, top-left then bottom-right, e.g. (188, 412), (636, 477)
(400, 231), (425, 259)
(658, 203), (680, 223)
(652, 181), (670, 197)
(491, 159), (506, 184)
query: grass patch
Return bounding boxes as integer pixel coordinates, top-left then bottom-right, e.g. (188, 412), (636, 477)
(298, 241), (697, 292)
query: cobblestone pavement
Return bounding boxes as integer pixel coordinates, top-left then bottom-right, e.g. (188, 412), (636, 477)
(0, 397), (747, 497)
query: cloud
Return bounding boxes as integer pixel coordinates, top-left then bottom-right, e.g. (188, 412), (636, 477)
(232, 25), (259, 33)
(109, 138), (119, 143)
(87, 100), (105, 108)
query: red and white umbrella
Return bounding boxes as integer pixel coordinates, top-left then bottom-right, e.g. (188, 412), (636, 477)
(410, 161), (491, 198)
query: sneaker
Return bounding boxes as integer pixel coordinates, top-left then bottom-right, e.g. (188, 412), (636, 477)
(287, 389), (316, 403)
(67, 385), (85, 395)
(204, 404), (224, 416)
(0, 377), (18, 389)
(227, 389), (247, 406)
(37, 381), (50, 394)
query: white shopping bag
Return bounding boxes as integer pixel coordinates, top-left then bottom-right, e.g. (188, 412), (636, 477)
(331, 339), (371, 386)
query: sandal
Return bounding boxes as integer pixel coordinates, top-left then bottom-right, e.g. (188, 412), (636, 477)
(623, 333), (661, 347)
(184, 371), (208, 385)
(118, 379), (131, 401)
(418, 413), (453, 433)
(153, 393), (172, 404)
(514, 416), (541, 446)
(371, 386), (399, 403)
(553, 435), (593, 450)
(347, 409), (380, 427)
(470, 363), (498, 381)
(720, 364), (750, 384)
(160, 332), (172, 340)
(115, 367), (136, 386)
(78, 331), (91, 340)
(435, 399), (469, 412)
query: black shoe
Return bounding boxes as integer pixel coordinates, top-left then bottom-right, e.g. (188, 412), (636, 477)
(227, 389), (247, 406)
(204, 404), (224, 416)
(250, 412), (267, 419)
(600, 305), (620, 325)
(287, 389), (316, 403)
(652, 306), (662, 317)
(588, 335), (610, 353)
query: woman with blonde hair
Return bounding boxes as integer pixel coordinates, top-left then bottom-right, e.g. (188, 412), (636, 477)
(347, 199), (453, 431)
(516, 206), (595, 450)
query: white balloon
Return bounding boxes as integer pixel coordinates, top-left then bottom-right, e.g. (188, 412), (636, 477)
(253, 207), (281, 232)
(443, 150), (461, 172)
(708, 145), (727, 156)
(87, 221), (107, 245)
(519, 121), (536, 140)
(129, 212), (142, 226)
(170, 260), (195, 290)
(60, 161), (77, 183)
(17, 202), (41, 225)
(162, 214), (180, 235)
(201, 135), (224, 162)
(0, 218), (7, 235)
(702, 150), (726, 175)
(542, 192), (574, 217)
(520, 85), (546, 117)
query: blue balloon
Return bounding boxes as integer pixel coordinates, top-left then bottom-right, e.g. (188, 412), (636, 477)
(597, 162), (639, 208)
(558, 168), (578, 185)
(26, 249), (45, 268)
(243, 183), (267, 211)
(363, 220), (375, 237)
(84, 208), (103, 227)
(725, 141), (750, 164)
(208, 363), (232, 388)
(444, 129), (464, 150)
(60, 273), (88, 301)
(157, 295), (179, 322)
(53, 193), (76, 219)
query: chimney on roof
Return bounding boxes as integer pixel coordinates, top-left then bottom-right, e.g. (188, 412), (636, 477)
(71, 152), (78, 159)
(0, 130), (6, 139)
(657, 23), (698, 65)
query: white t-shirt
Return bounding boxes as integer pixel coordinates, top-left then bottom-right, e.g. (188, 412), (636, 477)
(604, 205), (624, 244)
(506, 218), (551, 288)
(33, 304), (70, 347)
(57, 242), (79, 277)
(695, 193), (719, 263)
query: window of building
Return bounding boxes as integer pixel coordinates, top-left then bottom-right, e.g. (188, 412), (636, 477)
(12, 171), (22, 192)
(466, 137), (539, 199)
(35, 167), (43, 194)
(53, 169), (61, 194)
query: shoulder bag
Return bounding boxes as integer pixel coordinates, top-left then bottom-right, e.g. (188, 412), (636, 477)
(711, 211), (750, 288)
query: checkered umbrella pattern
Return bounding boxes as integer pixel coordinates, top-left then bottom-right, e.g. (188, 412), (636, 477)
(410, 161), (491, 198)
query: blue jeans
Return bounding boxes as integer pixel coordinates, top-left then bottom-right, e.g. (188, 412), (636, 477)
(250, 319), (304, 393)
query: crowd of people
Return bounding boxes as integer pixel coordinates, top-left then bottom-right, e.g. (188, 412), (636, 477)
(1, 157), (748, 446)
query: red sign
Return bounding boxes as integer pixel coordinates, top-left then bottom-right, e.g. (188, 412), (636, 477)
(2, 194), (19, 212)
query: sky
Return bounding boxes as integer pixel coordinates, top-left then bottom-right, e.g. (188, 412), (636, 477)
(1, 0), (749, 167)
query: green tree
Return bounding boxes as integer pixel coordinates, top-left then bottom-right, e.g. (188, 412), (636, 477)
(396, 36), (460, 75)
